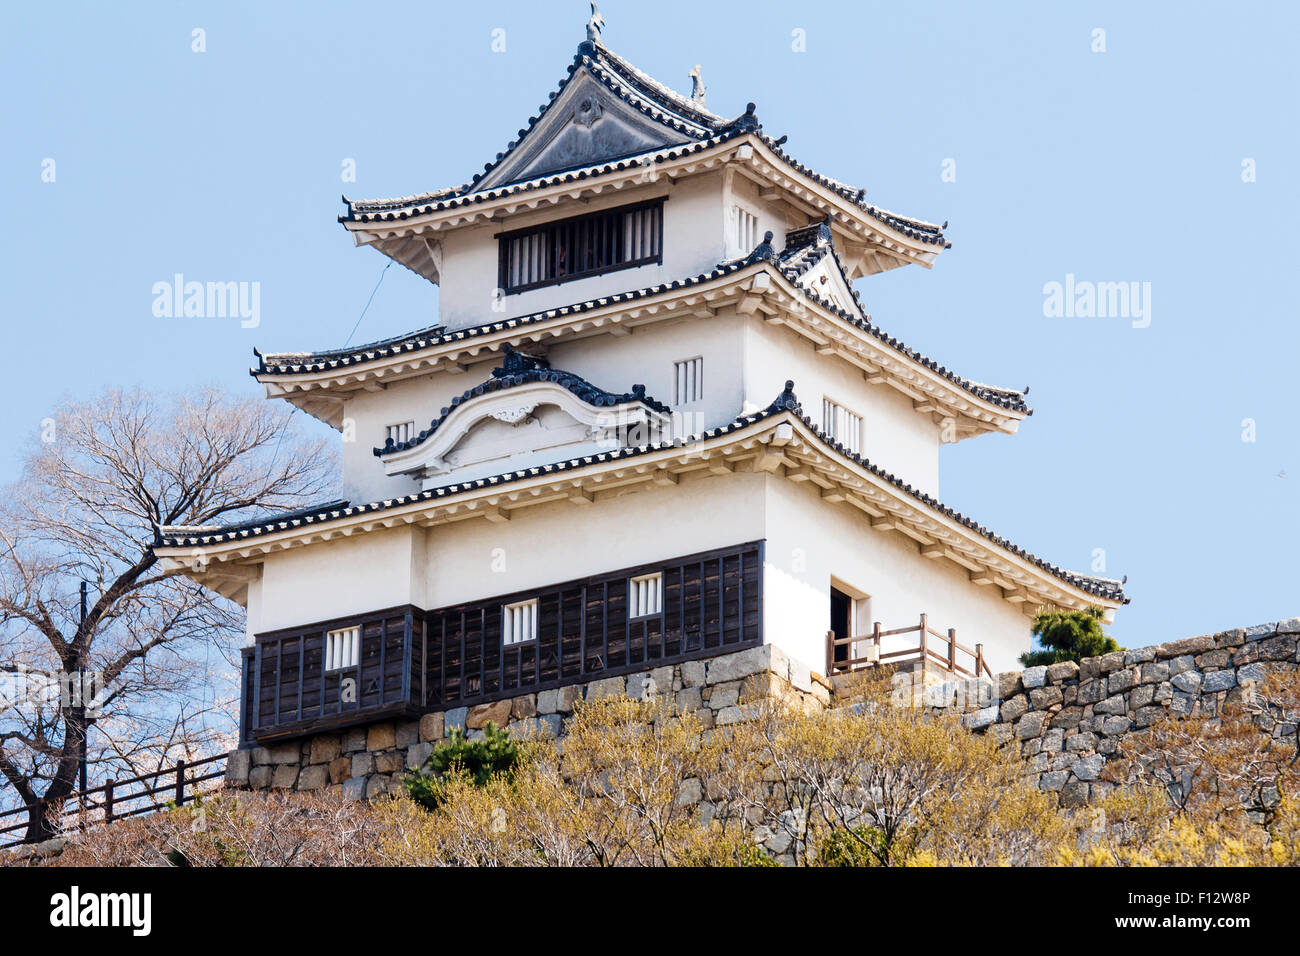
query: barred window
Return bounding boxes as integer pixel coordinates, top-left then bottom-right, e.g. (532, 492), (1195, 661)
(502, 599), (539, 646)
(629, 573), (663, 619)
(386, 421), (415, 445)
(674, 357), (703, 405)
(325, 626), (360, 672)
(498, 199), (664, 294)
(734, 205), (759, 256)
(822, 399), (863, 456)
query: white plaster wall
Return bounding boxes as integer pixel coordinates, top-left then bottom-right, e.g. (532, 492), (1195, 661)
(420, 472), (766, 608)
(760, 475), (1030, 673)
(246, 473), (766, 638)
(248, 465), (1028, 672)
(338, 386), (451, 505)
(340, 313), (747, 504)
(725, 174), (801, 260)
(251, 526), (426, 635)
(437, 173), (726, 330)
(742, 317), (942, 497)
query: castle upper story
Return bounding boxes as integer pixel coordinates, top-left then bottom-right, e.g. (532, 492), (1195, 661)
(252, 28), (1030, 507)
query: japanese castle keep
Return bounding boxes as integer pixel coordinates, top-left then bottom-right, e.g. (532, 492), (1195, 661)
(155, 13), (1127, 766)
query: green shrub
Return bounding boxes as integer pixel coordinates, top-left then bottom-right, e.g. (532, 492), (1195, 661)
(818, 825), (890, 866)
(1020, 606), (1120, 667)
(403, 722), (519, 810)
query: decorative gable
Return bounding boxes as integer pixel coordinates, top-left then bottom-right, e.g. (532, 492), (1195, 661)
(779, 220), (866, 316)
(478, 71), (696, 189)
(376, 347), (670, 487)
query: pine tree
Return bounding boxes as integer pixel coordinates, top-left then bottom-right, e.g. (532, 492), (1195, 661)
(1020, 606), (1120, 667)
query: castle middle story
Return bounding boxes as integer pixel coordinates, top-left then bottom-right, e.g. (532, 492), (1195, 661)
(155, 17), (1126, 749)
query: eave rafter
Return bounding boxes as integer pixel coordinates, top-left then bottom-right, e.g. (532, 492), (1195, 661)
(256, 260), (1022, 439)
(749, 273), (1024, 439)
(157, 412), (1116, 619)
(342, 134), (943, 280)
(257, 280), (754, 428)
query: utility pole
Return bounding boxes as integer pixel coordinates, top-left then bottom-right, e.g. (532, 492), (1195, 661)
(78, 580), (88, 795)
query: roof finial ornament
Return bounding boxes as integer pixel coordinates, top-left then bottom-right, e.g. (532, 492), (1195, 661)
(769, 379), (802, 414)
(586, 2), (605, 45)
(742, 230), (778, 266)
(689, 64), (706, 107)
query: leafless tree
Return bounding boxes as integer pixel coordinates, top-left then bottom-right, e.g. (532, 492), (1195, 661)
(0, 386), (334, 841)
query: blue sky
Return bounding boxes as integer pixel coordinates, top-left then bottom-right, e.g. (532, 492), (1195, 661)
(2, 1), (1296, 648)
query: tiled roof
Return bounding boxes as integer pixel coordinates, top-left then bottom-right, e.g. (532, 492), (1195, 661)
(340, 40), (947, 251)
(768, 381), (1122, 603)
(342, 133), (741, 223)
(768, 226), (1028, 414)
(158, 383), (1123, 605)
(343, 39), (741, 221)
(373, 345), (671, 457)
(254, 253), (1028, 415)
(253, 261), (751, 375)
(757, 135), (949, 247)
(720, 227), (1029, 415)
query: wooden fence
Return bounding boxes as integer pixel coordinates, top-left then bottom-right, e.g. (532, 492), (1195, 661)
(827, 613), (993, 680)
(0, 752), (226, 849)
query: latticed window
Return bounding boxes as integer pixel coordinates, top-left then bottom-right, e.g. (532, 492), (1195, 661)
(674, 357), (703, 405)
(733, 205), (759, 255)
(386, 421), (415, 445)
(628, 573), (663, 619)
(325, 626), (360, 671)
(502, 599), (539, 645)
(822, 399), (863, 456)
(498, 199), (664, 294)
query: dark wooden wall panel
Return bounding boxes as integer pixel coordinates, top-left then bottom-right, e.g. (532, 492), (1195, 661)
(243, 542), (766, 743)
(425, 541), (763, 710)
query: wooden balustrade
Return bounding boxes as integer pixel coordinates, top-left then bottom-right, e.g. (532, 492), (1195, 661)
(0, 752), (226, 848)
(827, 612), (992, 680)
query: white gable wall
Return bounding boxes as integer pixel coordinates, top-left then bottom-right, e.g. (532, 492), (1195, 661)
(241, 466), (1029, 672)
(339, 312), (748, 504)
(742, 317), (942, 497)
(761, 475), (1030, 674)
(437, 173), (728, 330)
(243, 473), (767, 637)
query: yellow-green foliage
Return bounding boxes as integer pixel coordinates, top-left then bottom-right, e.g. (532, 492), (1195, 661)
(46, 668), (1300, 867)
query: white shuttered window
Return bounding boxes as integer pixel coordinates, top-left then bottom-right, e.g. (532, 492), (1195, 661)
(822, 399), (863, 456)
(502, 599), (539, 646)
(629, 573), (663, 619)
(386, 421), (416, 445)
(325, 626), (360, 671)
(674, 357), (703, 405)
(734, 206), (759, 256)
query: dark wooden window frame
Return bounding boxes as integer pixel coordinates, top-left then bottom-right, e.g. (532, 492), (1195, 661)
(241, 541), (765, 743)
(626, 570), (663, 623)
(426, 540), (763, 711)
(496, 197), (665, 295)
(248, 605), (424, 744)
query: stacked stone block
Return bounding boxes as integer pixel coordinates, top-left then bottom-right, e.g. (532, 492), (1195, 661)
(225, 644), (830, 801)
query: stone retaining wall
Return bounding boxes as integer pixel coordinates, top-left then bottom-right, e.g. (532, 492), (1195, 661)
(224, 644), (831, 800)
(920, 618), (1300, 805)
(226, 618), (1300, 810)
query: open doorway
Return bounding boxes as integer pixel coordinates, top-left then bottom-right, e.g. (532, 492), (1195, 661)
(830, 587), (852, 668)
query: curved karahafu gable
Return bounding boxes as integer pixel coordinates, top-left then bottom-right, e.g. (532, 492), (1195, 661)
(155, 382), (1125, 616)
(375, 346), (671, 485)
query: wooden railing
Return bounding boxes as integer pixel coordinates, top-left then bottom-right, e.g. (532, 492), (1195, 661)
(827, 613), (993, 680)
(0, 752), (226, 849)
